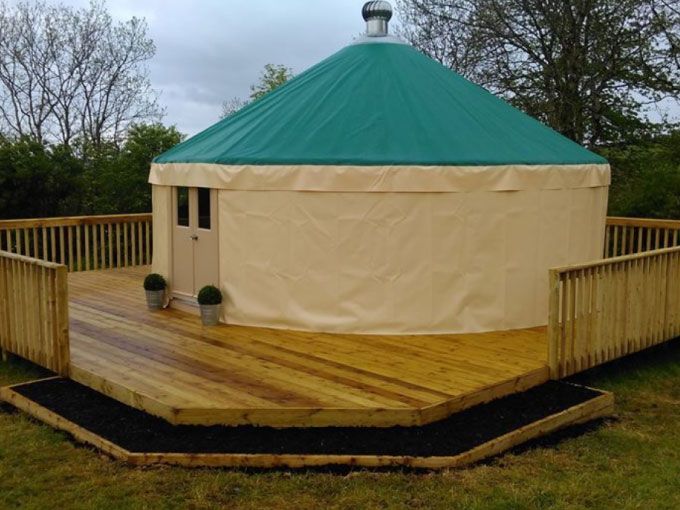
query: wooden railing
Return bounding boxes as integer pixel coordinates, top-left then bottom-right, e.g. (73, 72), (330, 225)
(0, 214), (152, 272)
(605, 217), (680, 258)
(548, 246), (680, 379)
(0, 251), (70, 375)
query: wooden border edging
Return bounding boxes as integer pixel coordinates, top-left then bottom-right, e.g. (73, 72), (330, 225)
(0, 381), (614, 470)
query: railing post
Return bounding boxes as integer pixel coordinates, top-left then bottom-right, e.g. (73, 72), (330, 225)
(54, 265), (70, 376)
(547, 269), (561, 379)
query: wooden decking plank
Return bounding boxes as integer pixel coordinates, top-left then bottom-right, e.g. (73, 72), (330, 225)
(247, 331), (530, 392)
(71, 299), (442, 406)
(71, 309), (416, 409)
(329, 332), (546, 374)
(67, 296), (456, 404)
(70, 302), (536, 398)
(65, 267), (552, 427)
(70, 337), (260, 408)
(72, 327), (374, 410)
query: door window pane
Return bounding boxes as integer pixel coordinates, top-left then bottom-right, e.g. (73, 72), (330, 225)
(177, 187), (189, 227)
(198, 188), (211, 230)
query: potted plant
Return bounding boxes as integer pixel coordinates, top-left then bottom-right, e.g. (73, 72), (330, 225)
(143, 273), (166, 310)
(197, 285), (222, 326)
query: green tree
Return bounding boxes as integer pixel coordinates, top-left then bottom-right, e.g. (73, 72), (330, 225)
(249, 64), (294, 101)
(221, 64), (294, 118)
(0, 137), (84, 219)
(604, 131), (680, 219)
(398, 0), (680, 147)
(85, 124), (184, 214)
(0, 123), (183, 219)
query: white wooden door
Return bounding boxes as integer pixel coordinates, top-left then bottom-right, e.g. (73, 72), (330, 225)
(172, 186), (194, 296)
(172, 187), (219, 297)
(193, 187), (219, 293)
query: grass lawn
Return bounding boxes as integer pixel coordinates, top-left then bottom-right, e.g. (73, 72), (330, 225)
(1, 342), (679, 510)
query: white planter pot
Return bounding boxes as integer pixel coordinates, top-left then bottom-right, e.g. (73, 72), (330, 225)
(145, 290), (164, 310)
(200, 304), (221, 326)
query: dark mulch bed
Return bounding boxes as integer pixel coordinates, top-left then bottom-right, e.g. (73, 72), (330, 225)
(10, 379), (604, 457)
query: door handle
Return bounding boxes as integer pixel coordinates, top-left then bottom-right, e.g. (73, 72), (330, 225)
(190, 234), (198, 240)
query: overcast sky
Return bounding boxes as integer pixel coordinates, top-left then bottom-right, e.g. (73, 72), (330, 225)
(39, 0), (390, 136)
(9, 0), (676, 136)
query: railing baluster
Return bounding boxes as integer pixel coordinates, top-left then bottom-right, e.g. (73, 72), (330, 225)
(138, 222), (144, 265)
(612, 225), (619, 257)
(84, 224), (90, 271)
(75, 224), (82, 272)
(116, 223), (121, 268)
(604, 225), (611, 258)
(145, 220), (151, 265)
(108, 224), (114, 269)
(32, 227), (38, 258)
(67, 226), (73, 271)
(23, 228), (30, 256)
(621, 226), (627, 256)
(100, 223), (106, 269)
(59, 226), (66, 265)
(132, 222), (138, 267)
(42, 228), (48, 261)
(123, 222), (129, 267)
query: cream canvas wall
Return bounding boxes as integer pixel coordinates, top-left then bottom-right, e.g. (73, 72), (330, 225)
(151, 185), (173, 285)
(216, 187), (608, 334)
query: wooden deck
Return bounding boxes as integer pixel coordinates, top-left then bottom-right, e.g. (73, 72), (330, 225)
(68, 267), (550, 427)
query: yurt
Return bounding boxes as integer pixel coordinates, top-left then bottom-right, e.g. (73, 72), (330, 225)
(149, 1), (610, 335)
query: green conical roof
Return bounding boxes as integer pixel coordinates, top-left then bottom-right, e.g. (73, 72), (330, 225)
(155, 41), (606, 166)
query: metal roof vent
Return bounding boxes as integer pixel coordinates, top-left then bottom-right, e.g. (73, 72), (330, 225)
(362, 1), (393, 37)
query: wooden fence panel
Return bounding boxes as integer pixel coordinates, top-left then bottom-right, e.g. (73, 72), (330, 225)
(0, 251), (69, 375)
(0, 214), (152, 272)
(548, 246), (680, 378)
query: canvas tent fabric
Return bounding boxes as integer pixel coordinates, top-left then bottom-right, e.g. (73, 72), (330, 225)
(214, 187), (607, 334)
(150, 36), (610, 335)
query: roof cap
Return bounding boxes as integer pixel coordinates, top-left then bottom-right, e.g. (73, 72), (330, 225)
(362, 1), (393, 37)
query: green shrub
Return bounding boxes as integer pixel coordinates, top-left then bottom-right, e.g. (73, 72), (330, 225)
(143, 273), (166, 291)
(197, 285), (222, 305)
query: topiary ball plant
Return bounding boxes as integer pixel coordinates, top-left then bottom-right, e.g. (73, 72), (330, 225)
(197, 285), (222, 305)
(144, 273), (166, 292)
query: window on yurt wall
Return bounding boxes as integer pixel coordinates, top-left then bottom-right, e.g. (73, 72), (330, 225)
(177, 187), (189, 227)
(198, 187), (211, 230)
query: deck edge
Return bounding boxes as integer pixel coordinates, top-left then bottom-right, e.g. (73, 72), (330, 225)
(68, 362), (551, 428)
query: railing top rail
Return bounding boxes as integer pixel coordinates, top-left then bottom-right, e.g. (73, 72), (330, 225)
(0, 249), (67, 270)
(0, 213), (152, 230)
(551, 244), (680, 275)
(606, 216), (680, 230)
